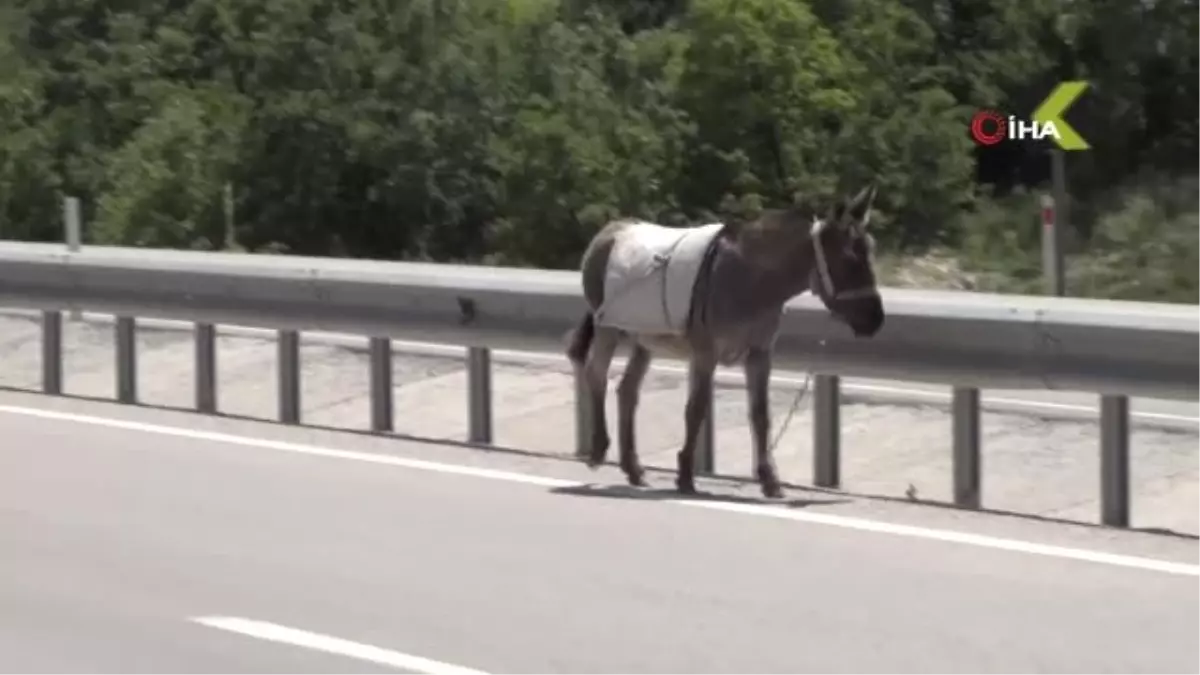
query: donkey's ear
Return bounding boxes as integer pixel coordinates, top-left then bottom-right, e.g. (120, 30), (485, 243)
(846, 182), (877, 223)
(825, 195), (846, 222)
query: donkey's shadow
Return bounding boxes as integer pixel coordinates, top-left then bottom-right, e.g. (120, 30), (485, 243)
(550, 481), (852, 510)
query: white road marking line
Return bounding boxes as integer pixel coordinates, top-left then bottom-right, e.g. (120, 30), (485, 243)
(193, 616), (488, 675)
(0, 403), (577, 489)
(675, 501), (1200, 577)
(2, 402), (1197, 578)
(836, 382), (1199, 422)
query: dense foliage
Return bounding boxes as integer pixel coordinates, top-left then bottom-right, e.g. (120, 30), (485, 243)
(0, 0), (1195, 301)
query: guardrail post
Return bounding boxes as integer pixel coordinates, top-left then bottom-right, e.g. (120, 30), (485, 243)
(952, 387), (982, 508)
(115, 316), (137, 403)
(195, 323), (217, 413)
(42, 310), (62, 395)
(467, 347), (493, 444)
(278, 330), (300, 424)
(1100, 394), (1130, 527)
(369, 337), (393, 432)
(813, 374), (840, 488)
(63, 196), (82, 321)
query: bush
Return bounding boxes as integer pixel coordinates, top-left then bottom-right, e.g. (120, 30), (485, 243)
(953, 187), (1046, 295)
(1066, 175), (1199, 303)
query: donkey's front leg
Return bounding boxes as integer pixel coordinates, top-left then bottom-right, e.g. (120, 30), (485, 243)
(583, 326), (620, 468)
(676, 353), (716, 495)
(745, 346), (783, 499)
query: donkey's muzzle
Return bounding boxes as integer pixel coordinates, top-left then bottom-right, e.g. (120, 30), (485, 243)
(847, 296), (885, 338)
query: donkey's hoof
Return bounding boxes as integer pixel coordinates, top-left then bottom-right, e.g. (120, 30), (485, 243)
(761, 482), (785, 499)
(586, 444), (610, 469)
(625, 470), (647, 488)
(675, 475), (697, 494)
(586, 438), (610, 467)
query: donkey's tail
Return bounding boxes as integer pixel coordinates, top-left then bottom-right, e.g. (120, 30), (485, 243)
(566, 311), (596, 367)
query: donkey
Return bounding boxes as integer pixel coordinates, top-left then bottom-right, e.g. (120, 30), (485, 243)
(565, 184), (884, 499)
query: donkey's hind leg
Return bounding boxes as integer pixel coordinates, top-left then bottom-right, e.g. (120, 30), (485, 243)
(676, 351), (717, 495)
(616, 342), (652, 487)
(583, 325), (621, 468)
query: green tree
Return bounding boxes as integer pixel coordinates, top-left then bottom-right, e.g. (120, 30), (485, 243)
(674, 0), (858, 220)
(94, 84), (249, 248)
(824, 0), (976, 247)
(487, 6), (689, 267)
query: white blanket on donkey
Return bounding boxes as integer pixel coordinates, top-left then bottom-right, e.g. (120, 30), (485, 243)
(594, 221), (724, 335)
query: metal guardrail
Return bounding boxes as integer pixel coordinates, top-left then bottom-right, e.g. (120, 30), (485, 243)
(1, 241), (1197, 527)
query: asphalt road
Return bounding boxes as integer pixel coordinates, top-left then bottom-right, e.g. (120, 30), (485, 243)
(1, 392), (1197, 674)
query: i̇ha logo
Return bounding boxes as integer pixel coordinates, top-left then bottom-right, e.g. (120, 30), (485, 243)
(969, 81), (1091, 151)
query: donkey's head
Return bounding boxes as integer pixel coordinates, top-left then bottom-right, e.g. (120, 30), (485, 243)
(809, 184), (884, 338)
